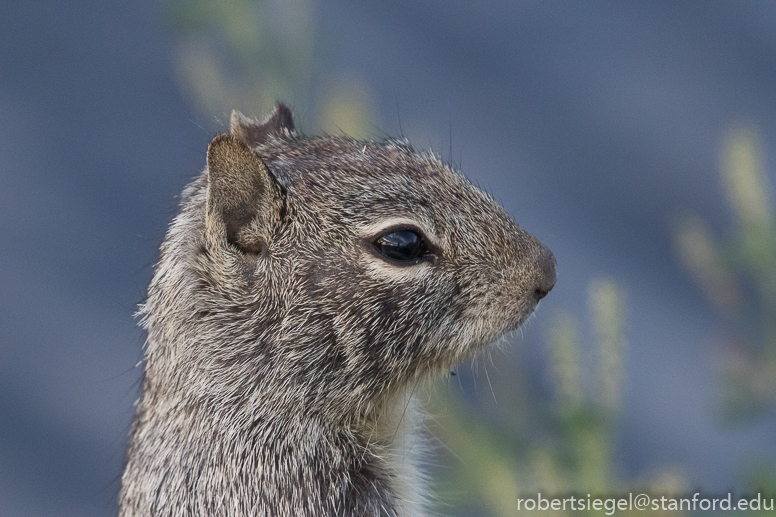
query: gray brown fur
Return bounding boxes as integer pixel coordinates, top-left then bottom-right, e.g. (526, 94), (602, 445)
(119, 104), (556, 516)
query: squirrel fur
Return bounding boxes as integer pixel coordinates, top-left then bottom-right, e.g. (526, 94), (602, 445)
(118, 104), (556, 517)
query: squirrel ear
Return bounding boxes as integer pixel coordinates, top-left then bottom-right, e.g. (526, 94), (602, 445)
(205, 134), (281, 254)
(230, 103), (295, 146)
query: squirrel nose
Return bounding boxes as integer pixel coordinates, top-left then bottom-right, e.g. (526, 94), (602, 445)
(533, 243), (557, 301)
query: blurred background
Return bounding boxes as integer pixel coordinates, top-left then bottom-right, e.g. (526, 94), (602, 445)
(2, 1), (776, 515)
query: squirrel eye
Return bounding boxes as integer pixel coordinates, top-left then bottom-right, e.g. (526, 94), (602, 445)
(373, 229), (429, 262)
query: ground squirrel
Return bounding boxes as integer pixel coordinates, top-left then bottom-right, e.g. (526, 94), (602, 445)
(119, 103), (556, 517)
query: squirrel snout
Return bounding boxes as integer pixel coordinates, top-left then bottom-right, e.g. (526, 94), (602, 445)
(533, 243), (557, 301)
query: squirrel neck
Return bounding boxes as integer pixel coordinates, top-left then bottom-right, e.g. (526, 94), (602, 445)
(119, 339), (428, 517)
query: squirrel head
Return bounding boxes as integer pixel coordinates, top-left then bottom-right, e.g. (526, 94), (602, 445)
(142, 104), (556, 422)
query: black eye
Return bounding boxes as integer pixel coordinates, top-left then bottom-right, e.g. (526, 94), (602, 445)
(373, 229), (430, 262)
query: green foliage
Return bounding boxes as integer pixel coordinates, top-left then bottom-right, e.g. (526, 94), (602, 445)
(166, 0), (378, 138)
(167, 0), (315, 118)
(429, 280), (686, 516)
(674, 125), (776, 421)
(672, 124), (776, 513)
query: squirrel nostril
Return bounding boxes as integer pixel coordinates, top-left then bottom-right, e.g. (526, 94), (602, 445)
(534, 243), (557, 300)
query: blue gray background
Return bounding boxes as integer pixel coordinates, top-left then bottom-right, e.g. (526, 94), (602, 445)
(2, 1), (776, 516)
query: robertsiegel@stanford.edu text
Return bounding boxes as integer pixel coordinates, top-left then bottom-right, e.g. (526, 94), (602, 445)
(516, 492), (774, 514)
